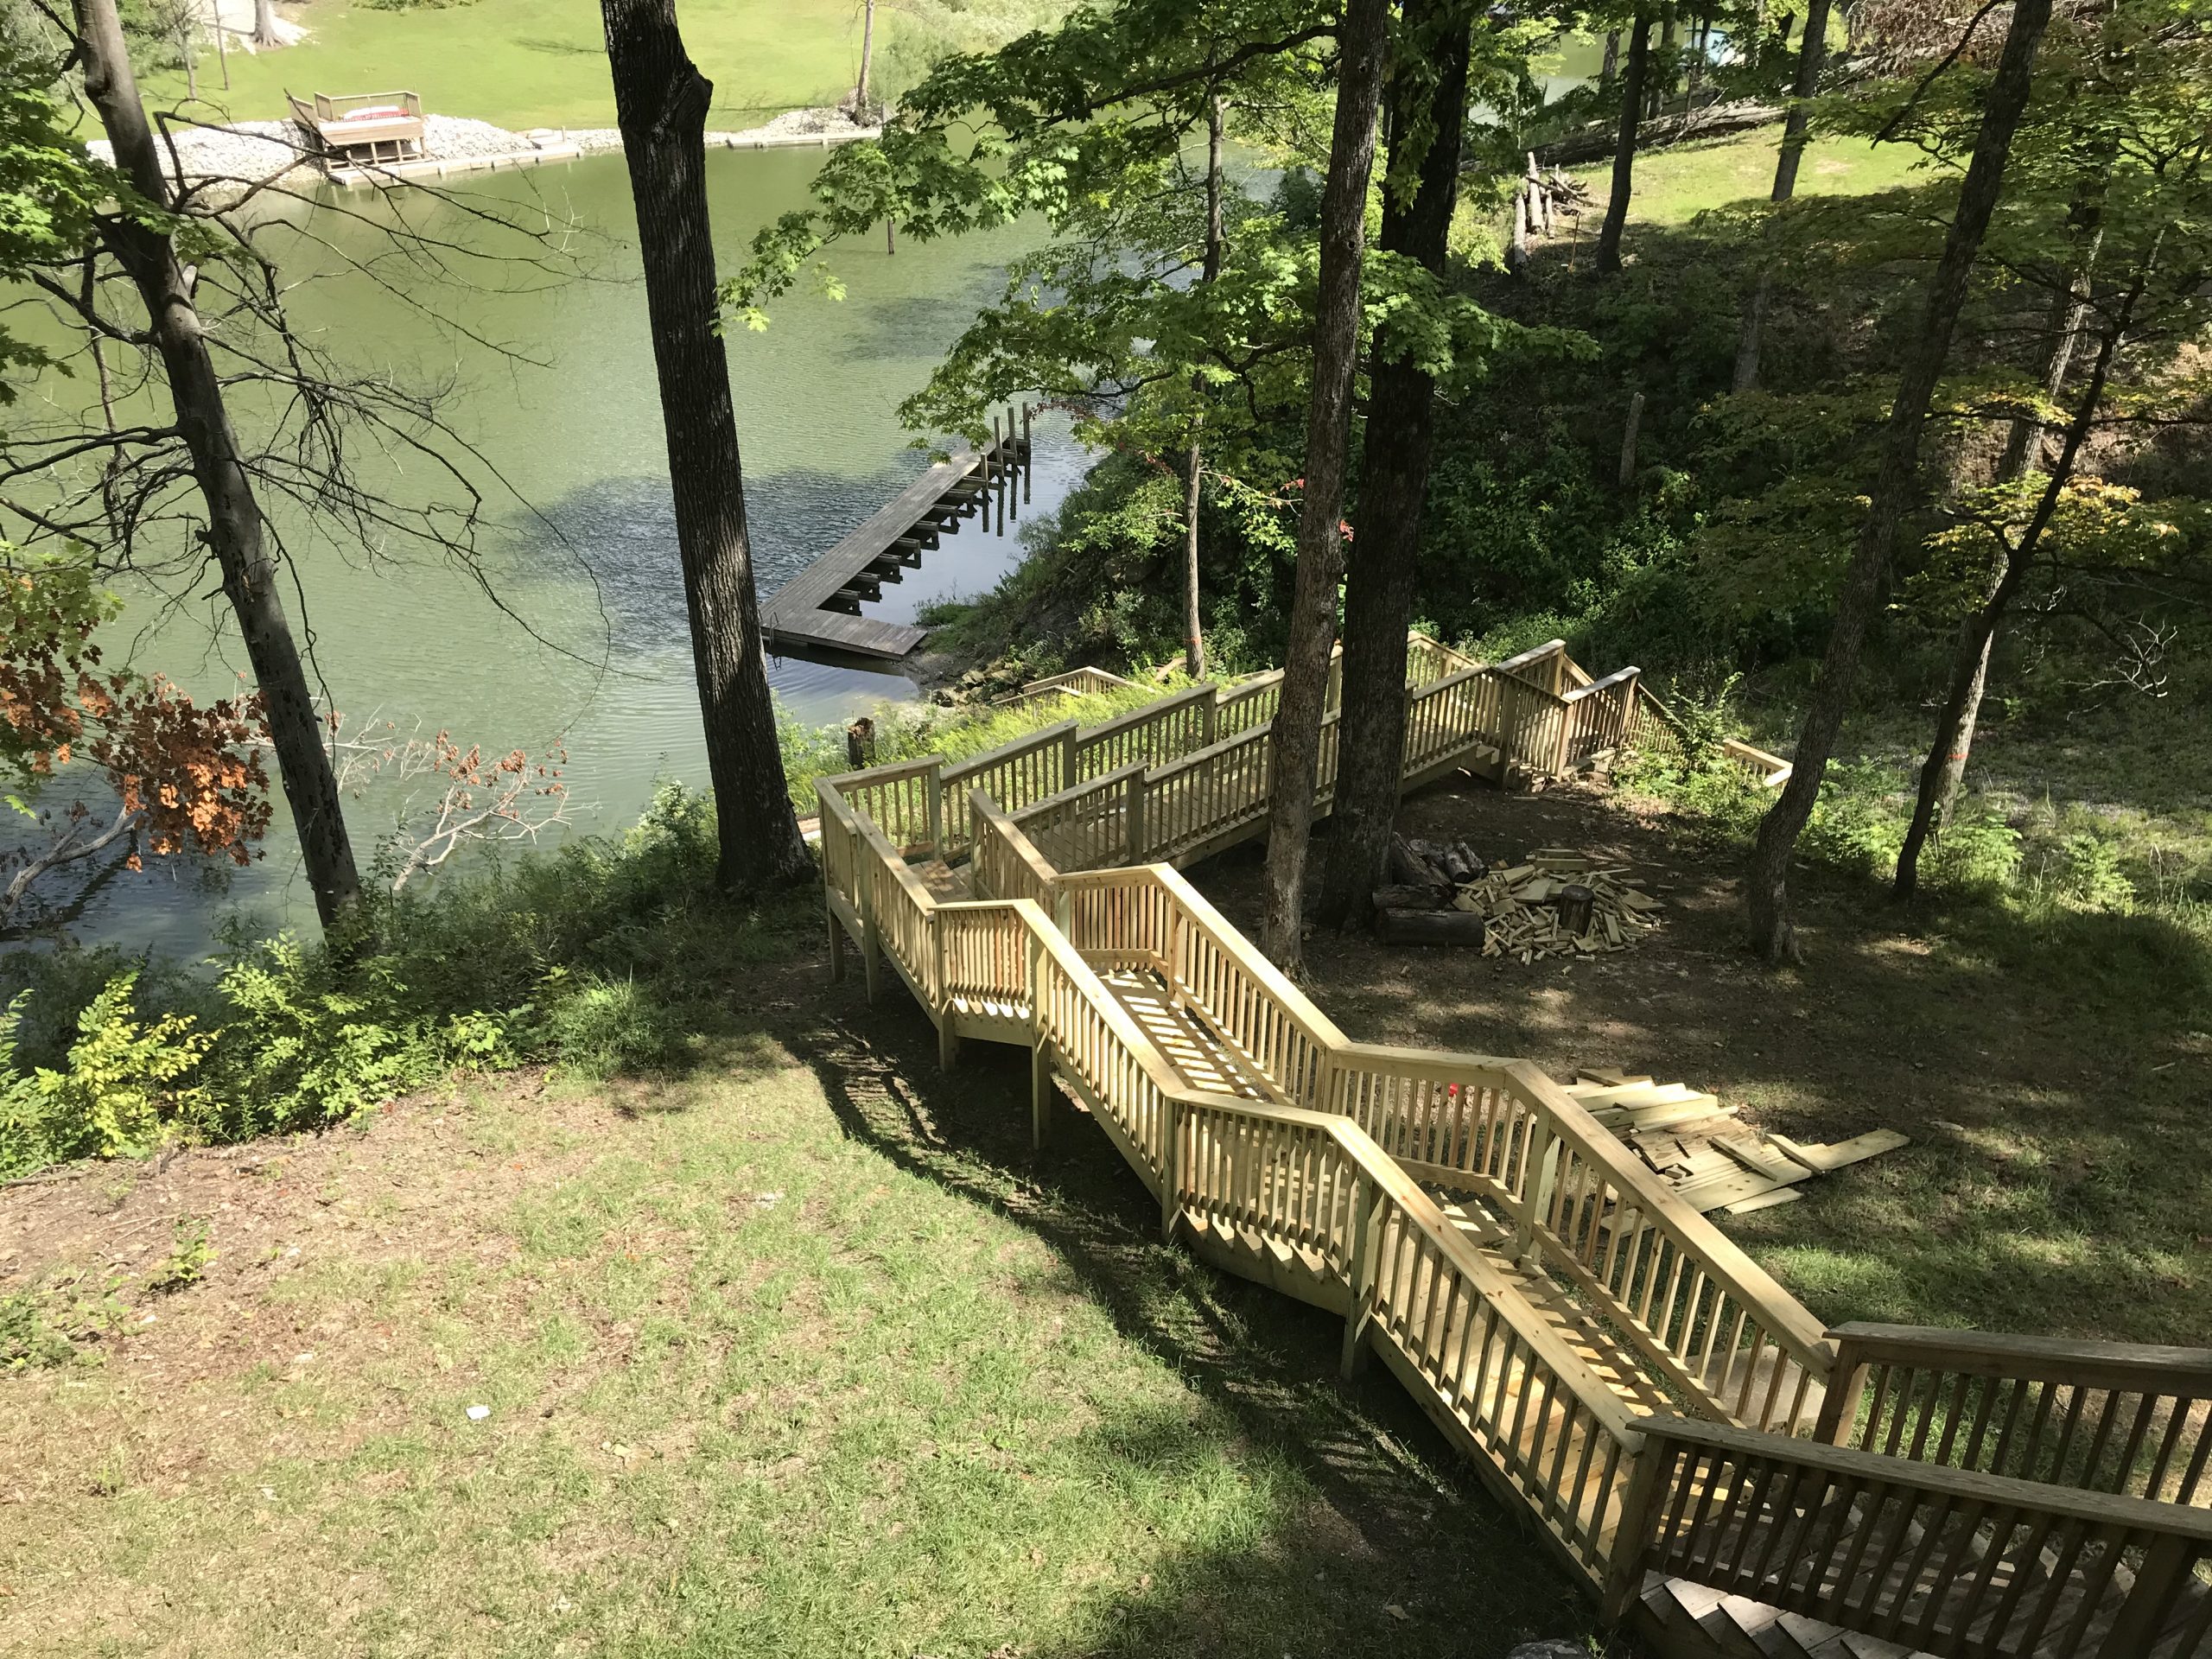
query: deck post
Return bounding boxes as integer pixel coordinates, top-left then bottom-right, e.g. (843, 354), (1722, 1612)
(996, 410), (1010, 527)
(1123, 772), (1147, 863)
(1162, 1096), (1184, 1241)
(1513, 1115), (1560, 1264)
(2100, 1533), (2199, 1654)
(1061, 727), (1081, 792)
(1598, 1436), (1666, 1622)
(1811, 1339), (1872, 1446)
(933, 917), (959, 1071)
(1031, 1041), (1052, 1149)
(1339, 1171), (1376, 1379)
(860, 880), (882, 1007)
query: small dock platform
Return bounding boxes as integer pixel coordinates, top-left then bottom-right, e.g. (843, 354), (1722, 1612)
(762, 412), (1032, 661)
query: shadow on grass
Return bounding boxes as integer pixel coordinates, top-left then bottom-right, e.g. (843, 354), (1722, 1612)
(781, 984), (1613, 1659)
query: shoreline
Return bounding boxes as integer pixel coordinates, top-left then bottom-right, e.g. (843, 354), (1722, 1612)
(90, 105), (881, 194)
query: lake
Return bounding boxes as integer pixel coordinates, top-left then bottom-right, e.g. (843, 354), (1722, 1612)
(69, 146), (1092, 954)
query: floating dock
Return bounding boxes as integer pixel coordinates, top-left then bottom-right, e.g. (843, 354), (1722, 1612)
(762, 413), (1031, 661)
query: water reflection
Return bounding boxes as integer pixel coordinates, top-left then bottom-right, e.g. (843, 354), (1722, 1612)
(47, 145), (1090, 954)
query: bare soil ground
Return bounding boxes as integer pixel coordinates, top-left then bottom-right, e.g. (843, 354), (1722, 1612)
(1191, 776), (2212, 1346)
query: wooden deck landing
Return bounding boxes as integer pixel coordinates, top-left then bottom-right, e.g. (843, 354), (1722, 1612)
(762, 436), (1026, 660)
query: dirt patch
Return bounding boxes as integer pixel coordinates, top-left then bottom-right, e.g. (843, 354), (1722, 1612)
(1195, 776), (1967, 1141)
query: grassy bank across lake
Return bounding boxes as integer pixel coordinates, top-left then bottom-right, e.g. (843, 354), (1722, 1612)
(1572, 129), (1929, 227)
(144, 0), (868, 131)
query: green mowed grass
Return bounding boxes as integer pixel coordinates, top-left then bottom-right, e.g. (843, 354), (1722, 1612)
(1574, 130), (1930, 226)
(0, 988), (1594, 1656)
(146, 0), (868, 130)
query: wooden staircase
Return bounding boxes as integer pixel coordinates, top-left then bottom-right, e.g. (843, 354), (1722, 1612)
(812, 632), (2212, 1659)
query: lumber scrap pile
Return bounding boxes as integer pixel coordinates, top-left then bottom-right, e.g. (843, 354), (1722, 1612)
(1375, 840), (1665, 958)
(1561, 1067), (1909, 1215)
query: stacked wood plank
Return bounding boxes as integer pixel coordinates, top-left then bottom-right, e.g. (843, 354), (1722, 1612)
(1459, 848), (1664, 963)
(1563, 1066), (1909, 1216)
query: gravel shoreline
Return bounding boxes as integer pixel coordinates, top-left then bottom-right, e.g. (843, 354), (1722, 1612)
(89, 105), (880, 189)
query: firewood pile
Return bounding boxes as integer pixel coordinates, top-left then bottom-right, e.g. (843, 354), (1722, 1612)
(1377, 837), (1664, 960)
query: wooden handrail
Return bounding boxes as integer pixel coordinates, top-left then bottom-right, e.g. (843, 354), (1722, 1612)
(1560, 664), (1640, 702)
(1821, 1322), (2212, 1505)
(810, 634), (2212, 1638)
(1494, 638), (1569, 677)
(1830, 1324), (2212, 1395)
(1622, 1415), (2212, 1652)
(1637, 1413), (2212, 1541)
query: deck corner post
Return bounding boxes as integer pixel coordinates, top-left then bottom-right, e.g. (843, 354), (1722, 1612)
(2098, 1532), (2198, 1656)
(1030, 1041), (1052, 1150)
(1339, 1170), (1377, 1381)
(1124, 772), (1147, 863)
(1811, 1339), (1871, 1446)
(924, 766), (945, 857)
(1598, 1433), (1666, 1624)
(1061, 727), (1080, 791)
(859, 867), (883, 1007)
(826, 909), (844, 982)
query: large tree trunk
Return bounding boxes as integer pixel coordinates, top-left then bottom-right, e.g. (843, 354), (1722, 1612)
(1599, 29), (1620, 94)
(253, 0), (280, 50)
(1743, 0), (2053, 960)
(1733, 0), (1832, 391)
(1314, 0), (1472, 933)
(1893, 226), (2125, 899)
(1257, 0), (1391, 971)
(856, 0), (875, 111)
(1182, 92), (1225, 681)
(1596, 12), (1652, 275)
(601, 0), (812, 894)
(73, 0), (364, 933)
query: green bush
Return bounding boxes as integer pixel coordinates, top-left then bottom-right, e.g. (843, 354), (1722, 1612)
(0, 782), (813, 1179)
(0, 975), (211, 1176)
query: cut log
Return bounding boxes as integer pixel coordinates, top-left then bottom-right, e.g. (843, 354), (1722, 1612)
(1373, 882), (1451, 912)
(1387, 833), (1442, 887)
(1376, 907), (1488, 947)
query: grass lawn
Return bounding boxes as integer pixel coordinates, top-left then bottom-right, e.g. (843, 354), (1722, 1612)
(145, 0), (869, 131)
(1572, 130), (1932, 227)
(0, 942), (1596, 1656)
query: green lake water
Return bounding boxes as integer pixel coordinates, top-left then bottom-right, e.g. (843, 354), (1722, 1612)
(67, 148), (1088, 954)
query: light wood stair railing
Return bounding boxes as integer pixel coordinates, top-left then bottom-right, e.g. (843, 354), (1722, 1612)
(813, 632), (2212, 1658)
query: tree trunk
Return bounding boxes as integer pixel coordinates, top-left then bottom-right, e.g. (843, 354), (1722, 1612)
(1596, 13), (1651, 275)
(1743, 0), (2052, 960)
(254, 0), (280, 50)
(181, 25), (197, 99)
(1733, 0), (1832, 392)
(1258, 0), (1391, 971)
(73, 0), (364, 934)
(1652, 6), (1676, 116)
(856, 0), (875, 111)
(601, 0), (813, 894)
(1316, 0), (1473, 932)
(1894, 224), (2120, 899)
(1183, 91), (1225, 681)
(1599, 29), (1620, 94)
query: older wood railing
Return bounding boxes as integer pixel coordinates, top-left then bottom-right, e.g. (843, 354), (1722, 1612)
(816, 631), (2211, 1656)
(1818, 1324), (2212, 1507)
(1614, 1415), (2212, 1652)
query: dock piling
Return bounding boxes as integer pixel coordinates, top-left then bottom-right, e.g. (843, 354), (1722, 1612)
(1022, 403), (1033, 505)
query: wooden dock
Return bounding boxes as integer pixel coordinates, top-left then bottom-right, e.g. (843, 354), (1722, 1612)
(762, 418), (1029, 661)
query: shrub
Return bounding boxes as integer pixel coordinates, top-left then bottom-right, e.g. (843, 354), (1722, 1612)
(200, 937), (443, 1140)
(2057, 831), (2136, 912)
(0, 972), (211, 1175)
